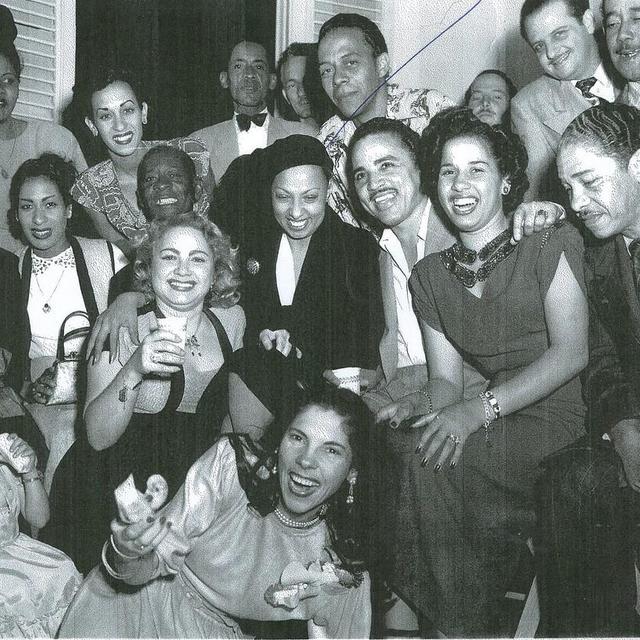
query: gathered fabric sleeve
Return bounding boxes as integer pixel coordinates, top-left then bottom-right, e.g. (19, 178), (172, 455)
(534, 222), (586, 299)
(166, 137), (210, 181)
(310, 571), (372, 639)
(70, 164), (108, 213)
(150, 438), (240, 577)
(409, 255), (445, 333)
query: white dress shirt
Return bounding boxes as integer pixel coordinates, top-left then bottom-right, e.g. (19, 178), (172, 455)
(275, 234), (296, 306)
(572, 63), (617, 104)
(379, 201), (431, 368)
(234, 108), (269, 156)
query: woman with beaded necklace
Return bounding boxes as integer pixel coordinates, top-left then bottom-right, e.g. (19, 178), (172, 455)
(377, 107), (588, 636)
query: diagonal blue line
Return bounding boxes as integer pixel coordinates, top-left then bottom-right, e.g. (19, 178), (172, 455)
(334, 0), (484, 136)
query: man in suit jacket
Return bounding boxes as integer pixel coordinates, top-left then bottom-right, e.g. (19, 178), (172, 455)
(536, 103), (640, 636)
(512, 0), (618, 200)
(191, 40), (314, 184)
(603, 0), (640, 107)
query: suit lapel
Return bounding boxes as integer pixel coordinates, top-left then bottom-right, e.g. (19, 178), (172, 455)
(542, 80), (588, 136)
(615, 235), (640, 343)
(378, 251), (398, 380)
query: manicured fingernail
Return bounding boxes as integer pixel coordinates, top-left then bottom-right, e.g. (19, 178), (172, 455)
(145, 494), (153, 503)
(390, 421), (398, 429)
(450, 461), (457, 468)
(159, 516), (166, 525)
(434, 464), (442, 473)
(146, 516), (155, 523)
(415, 445), (422, 454)
(421, 457), (428, 467)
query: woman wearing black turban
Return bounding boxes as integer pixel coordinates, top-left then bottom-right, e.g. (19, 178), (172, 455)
(217, 135), (383, 440)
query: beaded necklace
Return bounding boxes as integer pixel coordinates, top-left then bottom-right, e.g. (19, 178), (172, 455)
(441, 228), (515, 288)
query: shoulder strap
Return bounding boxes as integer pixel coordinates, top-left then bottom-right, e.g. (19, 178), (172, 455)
(204, 307), (233, 362)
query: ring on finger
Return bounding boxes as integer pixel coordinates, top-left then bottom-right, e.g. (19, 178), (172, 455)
(139, 543), (146, 551)
(447, 433), (461, 446)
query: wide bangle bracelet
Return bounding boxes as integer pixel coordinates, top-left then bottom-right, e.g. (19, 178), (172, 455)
(481, 389), (501, 420)
(22, 470), (43, 484)
(110, 533), (139, 560)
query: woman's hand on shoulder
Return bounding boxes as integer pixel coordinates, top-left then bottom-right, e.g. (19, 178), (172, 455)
(375, 391), (428, 428)
(111, 514), (172, 559)
(259, 329), (302, 359)
(414, 398), (487, 470)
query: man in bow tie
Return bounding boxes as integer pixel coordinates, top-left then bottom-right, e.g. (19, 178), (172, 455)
(512, 0), (620, 200)
(191, 40), (314, 184)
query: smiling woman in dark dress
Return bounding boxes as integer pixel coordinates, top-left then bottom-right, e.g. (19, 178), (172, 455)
(378, 107), (588, 636)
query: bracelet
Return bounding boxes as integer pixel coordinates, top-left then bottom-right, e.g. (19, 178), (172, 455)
(110, 533), (139, 560)
(418, 386), (433, 414)
(22, 471), (43, 484)
(481, 389), (501, 420)
(477, 392), (498, 445)
(101, 540), (128, 580)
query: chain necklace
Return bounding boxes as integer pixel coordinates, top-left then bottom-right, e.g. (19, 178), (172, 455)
(33, 270), (67, 313)
(441, 228), (515, 288)
(274, 506), (321, 529)
(185, 313), (203, 357)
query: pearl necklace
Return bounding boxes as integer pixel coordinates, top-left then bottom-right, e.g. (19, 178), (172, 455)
(274, 506), (321, 529)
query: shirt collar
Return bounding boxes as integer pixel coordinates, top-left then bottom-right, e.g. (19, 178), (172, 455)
(379, 199), (431, 248)
(571, 63), (616, 102)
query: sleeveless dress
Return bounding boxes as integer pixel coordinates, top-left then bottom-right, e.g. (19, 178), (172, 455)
(0, 464), (81, 638)
(41, 306), (238, 575)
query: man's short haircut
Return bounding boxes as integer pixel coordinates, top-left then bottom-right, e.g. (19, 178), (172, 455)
(137, 145), (197, 193)
(464, 69), (518, 104)
(318, 13), (388, 57)
(520, 0), (590, 41)
(275, 42), (316, 120)
(560, 103), (640, 166)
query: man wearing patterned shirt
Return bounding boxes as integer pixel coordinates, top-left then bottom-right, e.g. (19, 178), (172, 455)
(316, 13), (454, 227)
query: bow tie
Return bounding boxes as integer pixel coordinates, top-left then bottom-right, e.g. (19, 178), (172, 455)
(236, 112), (267, 131)
(575, 77), (598, 102)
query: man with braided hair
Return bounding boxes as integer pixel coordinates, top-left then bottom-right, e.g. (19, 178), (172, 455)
(537, 102), (640, 636)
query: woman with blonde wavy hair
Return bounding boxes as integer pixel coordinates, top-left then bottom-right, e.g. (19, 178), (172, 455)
(43, 213), (244, 574)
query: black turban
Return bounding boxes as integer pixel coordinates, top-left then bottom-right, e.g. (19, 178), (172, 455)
(263, 134), (333, 186)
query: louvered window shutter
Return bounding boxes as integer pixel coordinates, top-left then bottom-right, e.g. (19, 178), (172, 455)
(4, 0), (75, 123)
(312, 0), (382, 39)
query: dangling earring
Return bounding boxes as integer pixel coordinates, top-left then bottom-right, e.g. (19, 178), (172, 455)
(501, 184), (511, 195)
(346, 476), (356, 504)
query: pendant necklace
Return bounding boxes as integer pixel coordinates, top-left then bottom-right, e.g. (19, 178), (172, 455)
(34, 269), (66, 313)
(185, 313), (203, 357)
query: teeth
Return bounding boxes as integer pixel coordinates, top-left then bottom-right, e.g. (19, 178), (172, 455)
(288, 220), (307, 229)
(453, 197), (476, 206)
(157, 197), (178, 205)
(291, 472), (318, 487)
(32, 229), (51, 238)
(113, 133), (133, 144)
(373, 191), (395, 205)
(168, 281), (194, 290)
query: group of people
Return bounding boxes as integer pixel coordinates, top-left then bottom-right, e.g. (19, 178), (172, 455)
(1, 0), (640, 637)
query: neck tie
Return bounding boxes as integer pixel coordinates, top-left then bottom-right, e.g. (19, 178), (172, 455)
(236, 112), (267, 132)
(630, 240), (640, 294)
(575, 77), (598, 104)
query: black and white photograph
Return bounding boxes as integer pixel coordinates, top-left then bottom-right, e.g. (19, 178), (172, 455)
(0, 0), (639, 637)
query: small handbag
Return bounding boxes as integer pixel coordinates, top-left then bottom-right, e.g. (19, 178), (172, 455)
(45, 310), (91, 405)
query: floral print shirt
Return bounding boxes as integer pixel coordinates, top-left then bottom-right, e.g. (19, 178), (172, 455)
(317, 83), (454, 227)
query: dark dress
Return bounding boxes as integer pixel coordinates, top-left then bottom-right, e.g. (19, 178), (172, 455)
(233, 209), (383, 424)
(41, 306), (235, 574)
(380, 224), (587, 636)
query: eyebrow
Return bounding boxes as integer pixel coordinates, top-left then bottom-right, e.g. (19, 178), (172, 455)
(324, 440), (347, 450)
(19, 193), (58, 201)
(159, 248), (210, 256)
(570, 169), (596, 179)
(232, 56), (267, 64)
(96, 99), (135, 112)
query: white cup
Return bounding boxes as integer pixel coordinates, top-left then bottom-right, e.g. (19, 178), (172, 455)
(157, 316), (188, 350)
(331, 367), (362, 395)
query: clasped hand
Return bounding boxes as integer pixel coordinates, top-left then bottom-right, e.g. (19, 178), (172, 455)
(132, 324), (184, 376)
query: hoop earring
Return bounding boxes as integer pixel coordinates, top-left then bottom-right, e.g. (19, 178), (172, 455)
(346, 476), (356, 505)
(501, 185), (511, 195)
